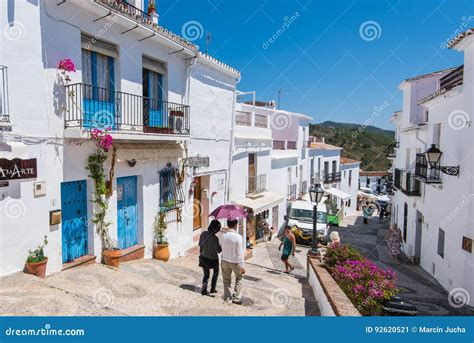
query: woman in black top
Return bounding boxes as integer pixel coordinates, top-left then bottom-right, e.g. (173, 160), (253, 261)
(199, 220), (222, 296)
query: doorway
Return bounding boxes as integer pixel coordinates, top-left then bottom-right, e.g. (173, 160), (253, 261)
(193, 176), (202, 230)
(414, 210), (423, 262)
(117, 176), (138, 249)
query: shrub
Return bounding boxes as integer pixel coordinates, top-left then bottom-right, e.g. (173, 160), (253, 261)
(26, 236), (48, 264)
(331, 259), (398, 315)
(324, 243), (363, 269)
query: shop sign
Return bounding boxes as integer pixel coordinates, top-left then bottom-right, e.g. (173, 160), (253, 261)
(0, 158), (37, 181)
(184, 156), (210, 168)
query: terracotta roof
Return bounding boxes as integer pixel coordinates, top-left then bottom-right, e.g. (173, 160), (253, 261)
(359, 171), (388, 177)
(448, 28), (474, 49)
(340, 157), (360, 164)
(309, 142), (342, 150)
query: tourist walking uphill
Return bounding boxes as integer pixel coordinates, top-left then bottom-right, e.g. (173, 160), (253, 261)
(199, 220), (222, 296)
(279, 225), (296, 273)
(220, 219), (246, 305)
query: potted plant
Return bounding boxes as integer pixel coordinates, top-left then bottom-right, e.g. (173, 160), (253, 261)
(153, 212), (170, 261)
(147, 0), (156, 14)
(24, 236), (48, 278)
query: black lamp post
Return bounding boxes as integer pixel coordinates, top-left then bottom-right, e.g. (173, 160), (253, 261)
(425, 144), (460, 176)
(309, 183), (325, 254)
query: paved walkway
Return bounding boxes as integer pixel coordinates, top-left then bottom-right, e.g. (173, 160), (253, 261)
(334, 213), (474, 316)
(0, 240), (319, 316)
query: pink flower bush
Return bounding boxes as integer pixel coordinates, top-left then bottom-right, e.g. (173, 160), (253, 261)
(330, 257), (398, 315)
(58, 58), (76, 73)
(90, 128), (113, 152)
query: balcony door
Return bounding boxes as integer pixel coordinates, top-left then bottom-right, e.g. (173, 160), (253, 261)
(81, 49), (115, 129)
(143, 68), (165, 131)
(248, 153), (257, 193)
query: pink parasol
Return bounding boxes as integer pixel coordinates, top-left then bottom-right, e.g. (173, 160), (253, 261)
(209, 204), (247, 219)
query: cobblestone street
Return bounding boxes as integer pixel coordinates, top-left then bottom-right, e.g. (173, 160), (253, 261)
(0, 240), (319, 316)
(335, 213), (474, 316)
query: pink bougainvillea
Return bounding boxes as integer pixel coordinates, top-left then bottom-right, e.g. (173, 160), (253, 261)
(58, 58), (76, 73)
(90, 128), (113, 152)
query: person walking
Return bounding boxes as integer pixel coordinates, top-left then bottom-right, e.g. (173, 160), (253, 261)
(385, 224), (403, 259)
(279, 225), (296, 273)
(363, 203), (374, 224)
(199, 220), (222, 296)
(379, 204), (386, 223)
(220, 219), (246, 305)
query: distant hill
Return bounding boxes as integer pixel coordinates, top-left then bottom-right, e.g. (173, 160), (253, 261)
(310, 121), (395, 171)
(319, 121), (395, 136)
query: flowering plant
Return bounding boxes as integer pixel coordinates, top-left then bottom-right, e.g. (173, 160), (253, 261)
(90, 128), (113, 152)
(324, 242), (363, 269)
(57, 58), (76, 83)
(331, 258), (398, 315)
(58, 58), (76, 73)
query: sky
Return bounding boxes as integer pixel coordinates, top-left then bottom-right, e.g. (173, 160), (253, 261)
(155, 0), (473, 129)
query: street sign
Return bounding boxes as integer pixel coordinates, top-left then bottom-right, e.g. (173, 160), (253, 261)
(184, 156), (210, 168)
(0, 158), (37, 181)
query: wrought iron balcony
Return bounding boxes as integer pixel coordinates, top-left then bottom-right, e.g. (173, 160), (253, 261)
(64, 83), (190, 135)
(394, 169), (420, 196)
(247, 174), (266, 194)
(415, 153), (442, 184)
(323, 171), (341, 183)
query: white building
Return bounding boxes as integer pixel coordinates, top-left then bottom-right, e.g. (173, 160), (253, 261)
(0, 0), (238, 276)
(340, 157), (360, 216)
(229, 100), (283, 248)
(359, 171), (389, 193)
(390, 28), (474, 306)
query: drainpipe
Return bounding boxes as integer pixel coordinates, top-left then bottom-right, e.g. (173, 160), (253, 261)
(226, 75), (241, 203)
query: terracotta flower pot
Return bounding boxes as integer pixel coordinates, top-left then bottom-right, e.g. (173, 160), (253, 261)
(24, 257), (48, 278)
(102, 249), (121, 268)
(154, 243), (170, 262)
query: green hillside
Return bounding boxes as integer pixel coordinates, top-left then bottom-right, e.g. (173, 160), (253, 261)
(310, 121), (395, 171)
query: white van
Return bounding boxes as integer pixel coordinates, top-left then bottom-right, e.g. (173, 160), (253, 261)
(282, 200), (329, 244)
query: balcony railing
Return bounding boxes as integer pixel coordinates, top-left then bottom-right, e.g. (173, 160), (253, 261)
(273, 140), (285, 150)
(440, 66), (464, 90)
(64, 83), (190, 135)
(288, 183), (297, 199)
(323, 171), (341, 183)
(415, 153), (441, 183)
(254, 114), (268, 128)
(235, 111), (251, 126)
(395, 169), (420, 196)
(247, 174), (266, 194)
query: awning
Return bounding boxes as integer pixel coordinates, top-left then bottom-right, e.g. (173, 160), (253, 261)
(324, 187), (351, 200)
(115, 143), (184, 162)
(237, 191), (285, 213)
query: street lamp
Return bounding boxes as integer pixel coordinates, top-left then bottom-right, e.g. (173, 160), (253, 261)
(309, 183), (325, 254)
(424, 144), (460, 176)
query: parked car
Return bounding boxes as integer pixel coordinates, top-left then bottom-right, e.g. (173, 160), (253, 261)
(280, 200), (329, 244)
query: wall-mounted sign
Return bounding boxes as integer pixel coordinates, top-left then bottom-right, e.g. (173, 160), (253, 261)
(0, 158), (37, 181)
(184, 156), (210, 168)
(0, 181), (9, 187)
(50, 210), (62, 226)
(462, 236), (472, 253)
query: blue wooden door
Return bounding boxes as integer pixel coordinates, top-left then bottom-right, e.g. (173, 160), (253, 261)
(117, 176), (138, 249)
(61, 180), (88, 263)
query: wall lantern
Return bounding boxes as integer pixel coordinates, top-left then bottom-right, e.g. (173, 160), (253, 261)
(424, 144), (459, 176)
